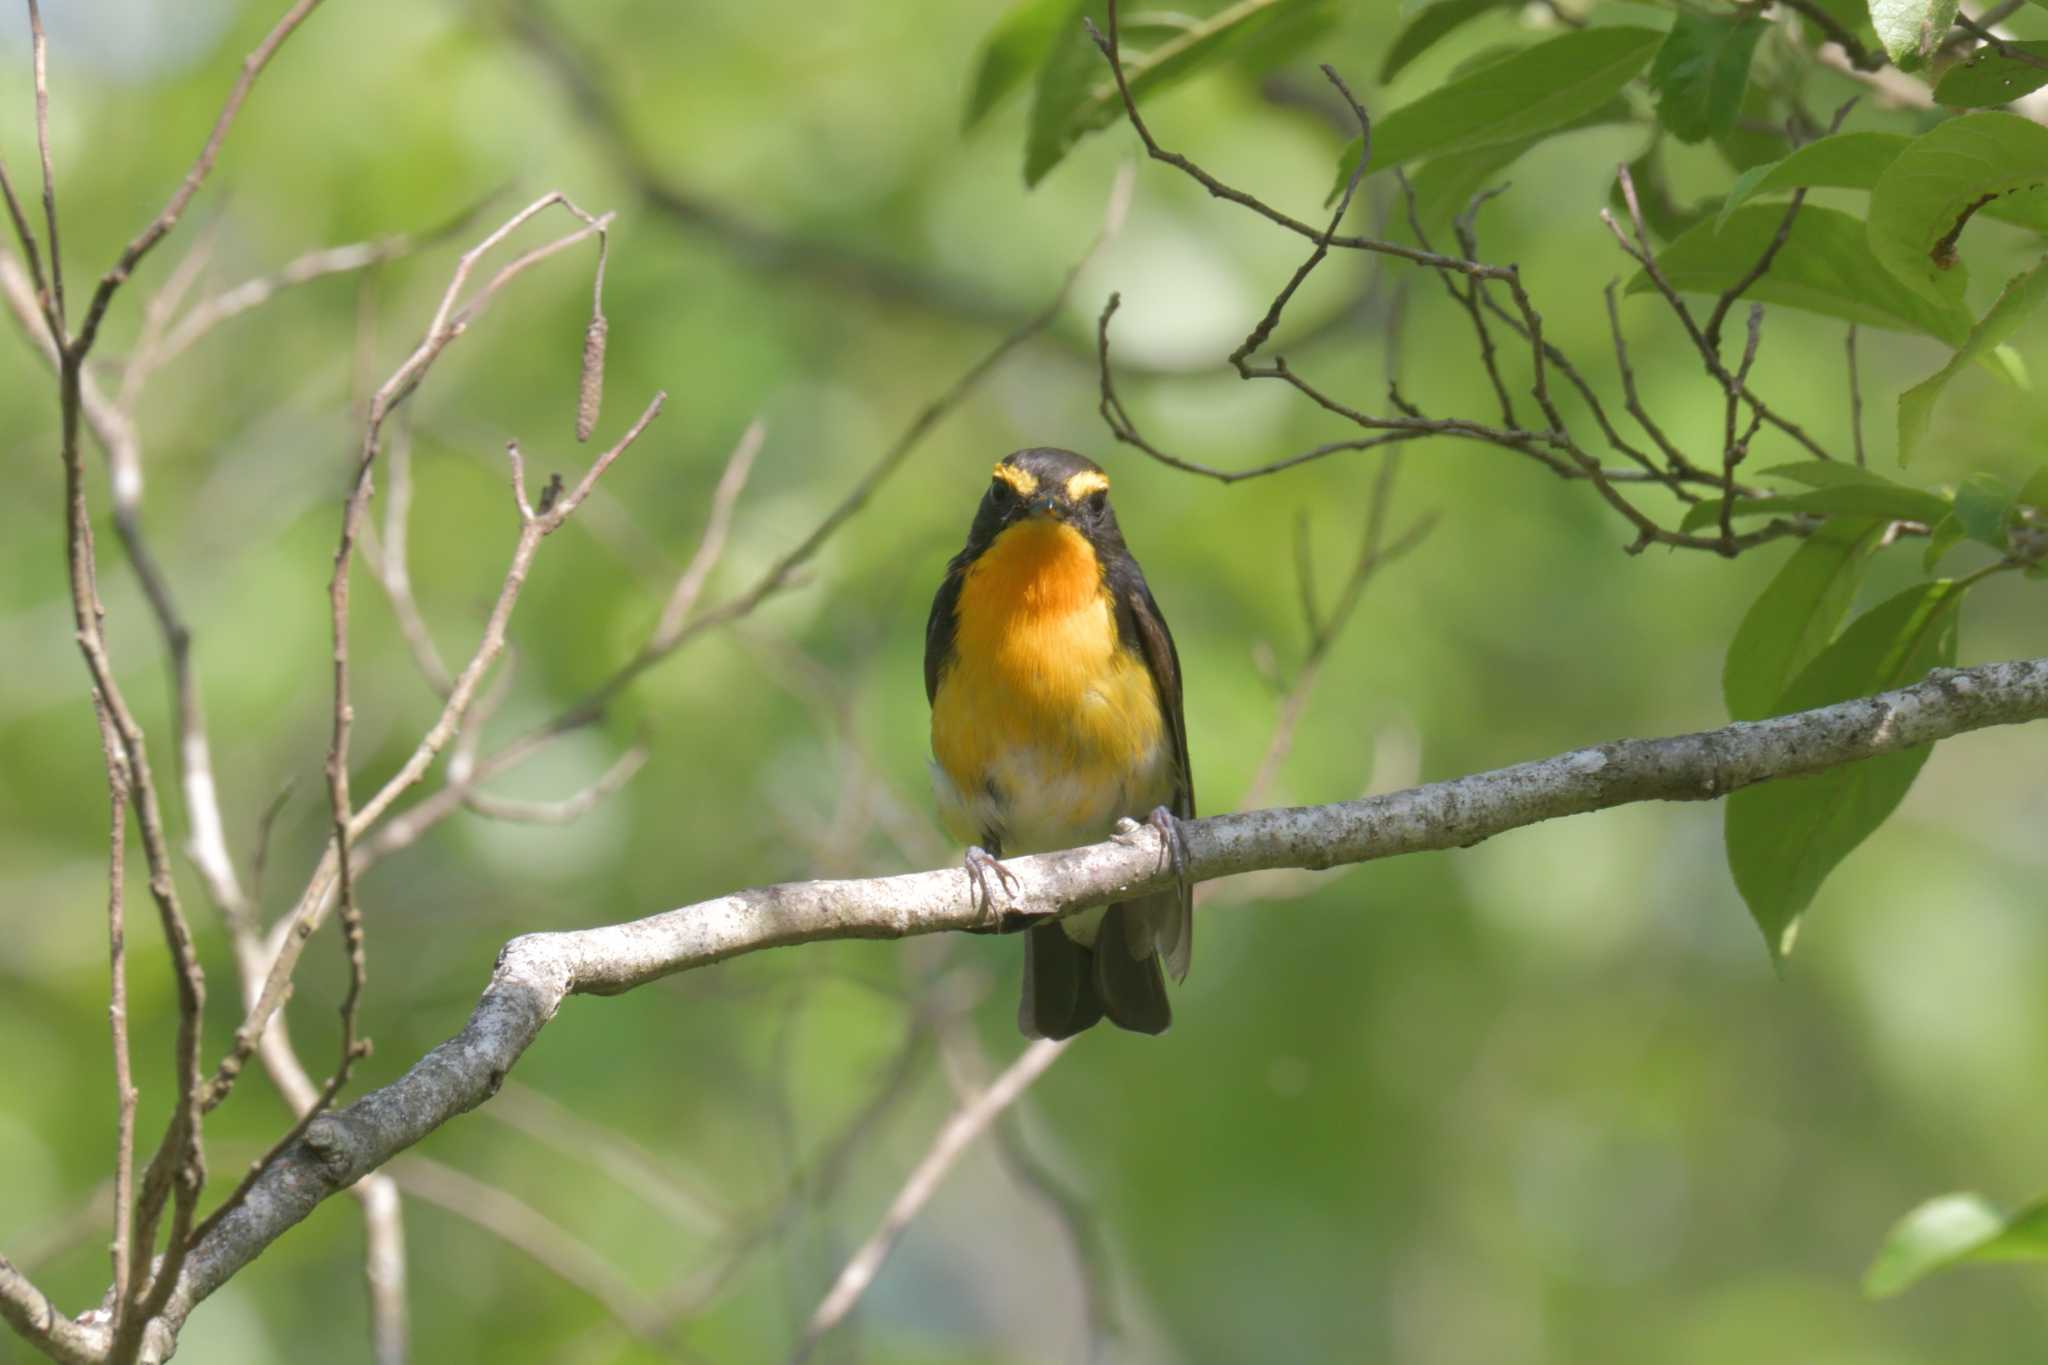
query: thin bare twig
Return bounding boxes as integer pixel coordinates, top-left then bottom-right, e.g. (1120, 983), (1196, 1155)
(223, 387), (667, 1112)
(368, 421), (453, 695)
(937, 1022), (1120, 1359)
(460, 745), (650, 825)
(72, 0), (330, 357)
(212, 194), (638, 1108)
(791, 1039), (1072, 1363)
(126, 211), (484, 398)
(0, 146), (53, 339)
(93, 696), (139, 1324)
(648, 420), (767, 652)
(27, 0), (63, 332)
(1227, 61), (1371, 374)
(1953, 11), (2048, 72)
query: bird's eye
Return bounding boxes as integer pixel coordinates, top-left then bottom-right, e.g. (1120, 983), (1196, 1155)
(989, 477), (1014, 503)
(1086, 490), (1108, 515)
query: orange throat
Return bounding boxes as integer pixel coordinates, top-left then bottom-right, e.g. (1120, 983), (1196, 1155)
(932, 517), (1170, 854)
(959, 518), (1103, 625)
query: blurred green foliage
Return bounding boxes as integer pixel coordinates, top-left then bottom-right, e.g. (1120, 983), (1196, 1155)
(4, 0), (2048, 1361)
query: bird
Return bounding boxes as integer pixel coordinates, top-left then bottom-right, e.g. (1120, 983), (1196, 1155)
(924, 447), (1193, 1038)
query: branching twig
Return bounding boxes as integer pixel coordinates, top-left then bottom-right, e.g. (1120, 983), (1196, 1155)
(339, 162), (1136, 898)
(1086, 0), (1814, 558)
(123, 202), (492, 398)
(72, 0), (327, 355)
(211, 194), (641, 1109)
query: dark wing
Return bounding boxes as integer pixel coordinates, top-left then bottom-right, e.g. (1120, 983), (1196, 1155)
(924, 556), (966, 706)
(1116, 570), (1194, 821)
(1113, 563), (1195, 983)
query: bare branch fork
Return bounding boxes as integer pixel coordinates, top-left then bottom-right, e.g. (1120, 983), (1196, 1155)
(1086, 0), (1827, 559)
(0, 1), (331, 1358)
(49, 655), (2031, 1357)
(3, 2), (672, 1356)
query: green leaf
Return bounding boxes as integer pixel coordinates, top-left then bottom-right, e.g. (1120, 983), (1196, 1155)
(1723, 519), (1888, 722)
(1953, 473), (2016, 547)
(1725, 581), (1963, 956)
(1026, 0), (1319, 186)
(1933, 40), (2048, 107)
(1649, 11), (1765, 144)
(1715, 127), (2048, 237)
(1898, 259), (2048, 464)
(1715, 80), (1789, 173)
(1923, 513), (1967, 571)
(1868, 112), (2048, 305)
(1379, 0), (1516, 83)
(2019, 464), (2048, 510)
(1866, 1193), (2048, 1298)
(1400, 102), (1632, 242)
(1679, 482), (1951, 533)
(1753, 460), (1915, 491)
(1628, 205), (1973, 344)
(1331, 26), (1663, 193)
(1716, 131), (1911, 232)
(966, 0), (1071, 130)
(1870, 0), (1962, 71)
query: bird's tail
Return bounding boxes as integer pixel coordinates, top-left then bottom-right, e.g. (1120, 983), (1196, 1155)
(1018, 903), (1171, 1039)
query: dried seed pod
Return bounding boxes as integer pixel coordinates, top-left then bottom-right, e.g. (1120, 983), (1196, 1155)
(577, 312), (608, 442)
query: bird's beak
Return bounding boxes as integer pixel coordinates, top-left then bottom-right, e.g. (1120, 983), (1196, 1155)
(1023, 492), (1059, 520)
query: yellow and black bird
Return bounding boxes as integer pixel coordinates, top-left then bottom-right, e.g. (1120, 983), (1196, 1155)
(925, 447), (1193, 1038)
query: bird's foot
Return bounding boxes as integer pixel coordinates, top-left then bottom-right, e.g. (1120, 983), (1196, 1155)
(963, 845), (1023, 931)
(1144, 805), (1190, 887)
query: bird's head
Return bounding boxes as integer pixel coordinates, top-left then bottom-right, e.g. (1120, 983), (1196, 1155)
(975, 447), (1120, 540)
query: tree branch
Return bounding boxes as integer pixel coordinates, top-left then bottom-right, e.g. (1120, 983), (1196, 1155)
(0, 1256), (105, 1365)
(126, 655), (2048, 1355)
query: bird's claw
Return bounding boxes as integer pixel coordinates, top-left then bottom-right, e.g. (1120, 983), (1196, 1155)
(1145, 805), (1190, 886)
(964, 845), (1022, 929)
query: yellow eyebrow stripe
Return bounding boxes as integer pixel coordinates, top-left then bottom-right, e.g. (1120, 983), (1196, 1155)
(1065, 470), (1109, 500)
(992, 463), (1038, 497)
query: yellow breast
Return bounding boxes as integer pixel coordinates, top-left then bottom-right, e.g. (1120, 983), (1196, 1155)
(930, 520), (1170, 853)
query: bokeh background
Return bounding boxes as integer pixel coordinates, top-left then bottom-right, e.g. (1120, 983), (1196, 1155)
(4, 1), (2048, 1361)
